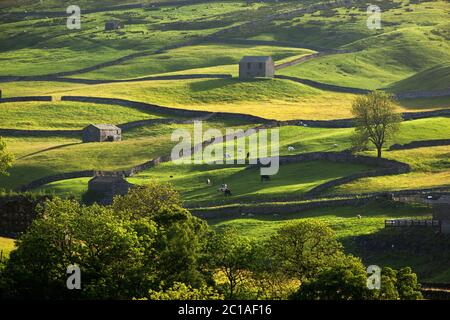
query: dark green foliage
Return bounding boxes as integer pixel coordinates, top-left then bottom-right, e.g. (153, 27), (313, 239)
(291, 256), (376, 300)
(0, 187), (423, 300)
(292, 261), (422, 300)
(147, 282), (223, 300)
(264, 220), (345, 281)
(206, 227), (255, 299)
(1, 183), (210, 299)
(0, 138), (14, 176)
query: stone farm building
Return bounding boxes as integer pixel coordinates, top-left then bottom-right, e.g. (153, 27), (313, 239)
(82, 124), (122, 143)
(88, 175), (131, 205)
(239, 56), (275, 79)
(105, 20), (124, 31)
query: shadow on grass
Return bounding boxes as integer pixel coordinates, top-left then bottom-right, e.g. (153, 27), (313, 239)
(396, 97), (450, 110)
(188, 77), (272, 92)
(17, 142), (82, 160)
(342, 223), (450, 282)
(206, 199), (431, 224)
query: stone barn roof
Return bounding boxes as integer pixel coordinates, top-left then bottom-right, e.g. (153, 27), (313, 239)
(240, 56), (273, 63)
(88, 124), (121, 131)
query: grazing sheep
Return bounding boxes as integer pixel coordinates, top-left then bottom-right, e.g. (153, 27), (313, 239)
(248, 213), (254, 217)
(288, 146), (295, 152)
(357, 214), (362, 219)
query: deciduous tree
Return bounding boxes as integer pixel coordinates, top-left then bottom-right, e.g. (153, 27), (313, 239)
(265, 221), (345, 282)
(351, 91), (402, 158)
(0, 138), (14, 176)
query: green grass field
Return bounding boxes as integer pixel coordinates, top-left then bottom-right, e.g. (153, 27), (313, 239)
(0, 119), (254, 190)
(0, 1), (277, 76)
(278, 27), (450, 91)
(209, 201), (431, 242)
(0, 101), (165, 130)
(4, 78), (448, 122)
(72, 43), (314, 80)
(128, 160), (373, 205)
(28, 117), (450, 202)
(331, 146), (450, 194)
(209, 200), (450, 282)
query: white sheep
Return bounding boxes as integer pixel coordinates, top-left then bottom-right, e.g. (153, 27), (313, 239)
(288, 146), (295, 152)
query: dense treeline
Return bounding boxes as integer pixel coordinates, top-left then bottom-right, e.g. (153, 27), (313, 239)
(0, 182), (422, 300)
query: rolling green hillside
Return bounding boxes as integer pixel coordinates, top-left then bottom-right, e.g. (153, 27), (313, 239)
(72, 44), (314, 80)
(0, 1), (276, 76)
(331, 146), (450, 194)
(0, 119), (253, 190)
(28, 117), (450, 201)
(0, 101), (164, 130)
(278, 27), (450, 90)
(388, 64), (450, 92)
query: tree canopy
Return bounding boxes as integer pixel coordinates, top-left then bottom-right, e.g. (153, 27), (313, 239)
(351, 91), (402, 158)
(1, 185), (210, 299)
(0, 138), (14, 176)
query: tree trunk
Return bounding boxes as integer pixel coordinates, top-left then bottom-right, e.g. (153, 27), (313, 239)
(377, 147), (382, 158)
(229, 280), (234, 299)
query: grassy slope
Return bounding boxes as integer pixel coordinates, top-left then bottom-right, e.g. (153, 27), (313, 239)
(0, 101), (164, 130)
(2, 79), (450, 120)
(332, 145), (450, 194)
(31, 117), (450, 200)
(253, 1), (450, 90)
(387, 64), (450, 92)
(128, 160), (372, 204)
(43, 160), (373, 203)
(0, 2), (274, 76)
(278, 26), (450, 90)
(0, 79), (360, 120)
(210, 201), (450, 282)
(0, 120), (253, 190)
(73, 44), (314, 80)
(268, 117), (450, 156)
(7, 78), (449, 120)
(210, 201), (430, 242)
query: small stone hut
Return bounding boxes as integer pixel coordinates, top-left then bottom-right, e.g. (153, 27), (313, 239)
(105, 20), (124, 31)
(239, 56), (275, 79)
(87, 174), (131, 205)
(82, 124), (121, 143)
